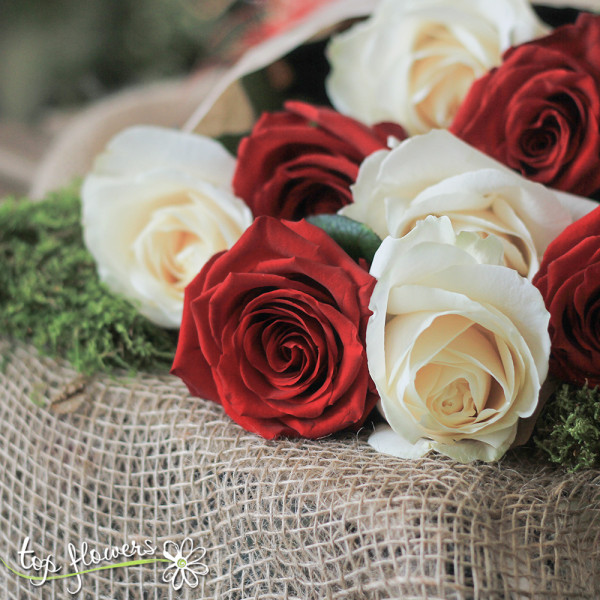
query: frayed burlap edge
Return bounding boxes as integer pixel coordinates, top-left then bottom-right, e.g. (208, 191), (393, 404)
(0, 338), (599, 600)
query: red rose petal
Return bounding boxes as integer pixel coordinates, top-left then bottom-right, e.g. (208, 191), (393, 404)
(533, 207), (600, 386)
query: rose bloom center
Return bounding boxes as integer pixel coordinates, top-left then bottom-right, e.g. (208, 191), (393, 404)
(410, 23), (492, 129)
(133, 191), (232, 295)
(403, 317), (507, 433)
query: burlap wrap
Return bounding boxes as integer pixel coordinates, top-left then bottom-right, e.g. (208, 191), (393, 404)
(0, 338), (599, 599)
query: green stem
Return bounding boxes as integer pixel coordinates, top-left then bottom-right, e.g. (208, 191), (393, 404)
(0, 556), (170, 581)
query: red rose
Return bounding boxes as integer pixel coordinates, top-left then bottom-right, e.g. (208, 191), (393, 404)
(171, 216), (378, 439)
(533, 206), (600, 387)
(450, 14), (600, 197)
(232, 101), (406, 219)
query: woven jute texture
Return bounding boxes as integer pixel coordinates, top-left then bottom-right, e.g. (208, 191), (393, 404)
(1, 339), (599, 600)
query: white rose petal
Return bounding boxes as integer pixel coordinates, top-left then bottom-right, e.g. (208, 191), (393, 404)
(326, 0), (548, 134)
(369, 424), (435, 459)
(367, 216), (550, 463)
(82, 126), (253, 328)
(342, 130), (572, 279)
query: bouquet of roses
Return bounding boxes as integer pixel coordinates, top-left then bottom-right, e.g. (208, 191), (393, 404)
(7, 0), (600, 467)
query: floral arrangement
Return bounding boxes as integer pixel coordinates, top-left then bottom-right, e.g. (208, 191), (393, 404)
(3, 0), (600, 468)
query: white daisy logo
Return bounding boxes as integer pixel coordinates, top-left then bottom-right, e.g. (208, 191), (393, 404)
(162, 537), (208, 590)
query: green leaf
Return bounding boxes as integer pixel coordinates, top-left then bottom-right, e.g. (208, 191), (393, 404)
(306, 214), (383, 264)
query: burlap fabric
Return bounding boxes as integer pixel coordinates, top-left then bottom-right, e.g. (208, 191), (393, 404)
(0, 339), (599, 599)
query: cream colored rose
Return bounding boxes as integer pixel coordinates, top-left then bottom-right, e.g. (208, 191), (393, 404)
(341, 130), (572, 279)
(326, 0), (548, 135)
(366, 216), (550, 462)
(82, 126), (253, 328)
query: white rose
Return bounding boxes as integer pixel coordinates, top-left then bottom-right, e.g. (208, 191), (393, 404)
(367, 216), (550, 462)
(82, 126), (253, 328)
(341, 130), (572, 279)
(326, 0), (548, 135)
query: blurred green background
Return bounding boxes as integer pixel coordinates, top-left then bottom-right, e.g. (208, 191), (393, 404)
(0, 0), (260, 121)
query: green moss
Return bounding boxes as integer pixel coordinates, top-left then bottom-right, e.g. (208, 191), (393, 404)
(0, 187), (177, 374)
(534, 383), (600, 471)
